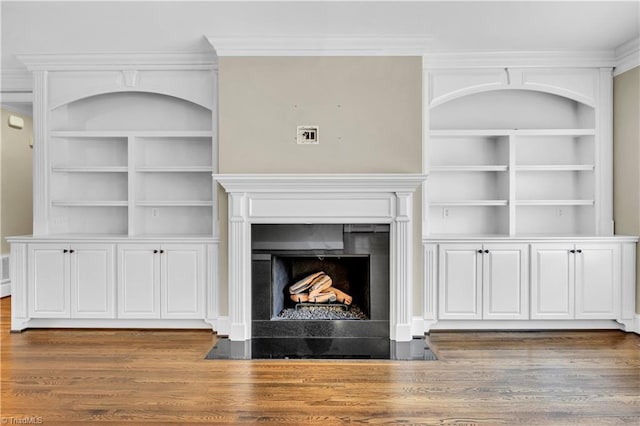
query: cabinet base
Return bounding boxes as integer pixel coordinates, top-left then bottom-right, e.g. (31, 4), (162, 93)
(11, 318), (215, 331)
(423, 319), (632, 333)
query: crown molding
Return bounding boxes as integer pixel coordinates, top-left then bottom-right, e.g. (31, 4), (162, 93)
(614, 37), (640, 76)
(205, 35), (433, 56)
(1, 68), (32, 92)
(422, 50), (616, 69)
(17, 51), (218, 71)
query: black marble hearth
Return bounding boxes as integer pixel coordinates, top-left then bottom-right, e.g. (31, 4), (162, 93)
(205, 337), (438, 360)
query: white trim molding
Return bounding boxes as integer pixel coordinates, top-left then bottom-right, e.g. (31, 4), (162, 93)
(17, 51), (217, 71)
(1, 68), (33, 92)
(215, 173), (426, 342)
(206, 34), (433, 56)
(423, 50), (616, 70)
(614, 37), (640, 76)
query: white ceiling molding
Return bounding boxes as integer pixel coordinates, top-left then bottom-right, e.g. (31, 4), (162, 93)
(614, 37), (640, 76)
(17, 51), (217, 71)
(1, 68), (33, 92)
(422, 50), (617, 70)
(205, 35), (433, 56)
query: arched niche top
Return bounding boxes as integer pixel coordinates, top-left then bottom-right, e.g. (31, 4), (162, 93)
(430, 83), (597, 110)
(430, 89), (595, 131)
(50, 87), (213, 112)
(51, 91), (213, 132)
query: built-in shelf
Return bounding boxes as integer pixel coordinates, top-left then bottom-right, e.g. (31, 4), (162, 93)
(52, 200), (128, 207)
(136, 201), (213, 207)
(136, 166), (213, 173)
(427, 78), (601, 237)
(515, 165), (594, 172)
(516, 200), (595, 206)
(431, 200), (509, 207)
(52, 166), (128, 173)
(430, 165), (509, 172)
(429, 128), (595, 137)
(51, 130), (213, 138)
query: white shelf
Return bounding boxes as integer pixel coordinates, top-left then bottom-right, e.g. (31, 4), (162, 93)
(137, 201), (213, 207)
(136, 166), (213, 173)
(431, 200), (509, 207)
(515, 165), (594, 172)
(516, 200), (594, 206)
(51, 130), (213, 138)
(52, 200), (128, 207)
(430, 165), (508, 172)
(429, 129), (511, 137)
(52, 166), (128, 173)
(429, 129), (595, 137)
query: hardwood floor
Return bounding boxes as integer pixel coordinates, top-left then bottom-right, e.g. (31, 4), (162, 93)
(1, 296), (639, 425)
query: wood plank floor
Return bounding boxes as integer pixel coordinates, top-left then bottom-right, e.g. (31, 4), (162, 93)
(1, 297), (639, 425)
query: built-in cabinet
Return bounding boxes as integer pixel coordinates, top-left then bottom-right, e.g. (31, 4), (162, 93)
(423, 65), (637, 332)
(9, 53), (220, 332)
(438, 243), (528, 320)
(118, 244), (204, 319)
(28, 243), (115, 319)
(531, 243), (620, 320)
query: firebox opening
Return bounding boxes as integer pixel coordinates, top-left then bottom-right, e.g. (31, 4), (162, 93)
(271, 255), (371, 320)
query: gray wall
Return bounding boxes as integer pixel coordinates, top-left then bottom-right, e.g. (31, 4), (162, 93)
(613, 66), (640, 313)
(217, 56), (423, 316)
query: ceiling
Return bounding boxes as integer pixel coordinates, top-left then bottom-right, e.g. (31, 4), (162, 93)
(1, 1), (639, 76)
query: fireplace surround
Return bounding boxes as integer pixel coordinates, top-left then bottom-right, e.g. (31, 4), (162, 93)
(215, 174), (426, 342)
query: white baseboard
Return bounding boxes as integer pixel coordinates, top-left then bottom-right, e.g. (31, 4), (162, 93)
(0, 254), (9, 297)
(0, 281), (10, 298)
(214, 316), (230, 336)
(635, 315), (640, 335)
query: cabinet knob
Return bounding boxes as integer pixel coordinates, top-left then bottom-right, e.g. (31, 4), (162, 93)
(69, 249), (75, 254)
(160, 250), (165, 254)
(576, 249), (582, 253)
(570, 250), (576, 254)
(477, 250), (483, 254)
(63, 249), (68, 253)
(153, 249), (159, 254)
(484, 250), (489, 254)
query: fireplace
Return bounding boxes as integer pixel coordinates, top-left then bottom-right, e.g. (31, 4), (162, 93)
(251, 224), (389, 339)
(214, 174), (426, 343)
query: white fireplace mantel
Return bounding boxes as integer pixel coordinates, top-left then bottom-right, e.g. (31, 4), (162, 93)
(214, 173), (426, 341)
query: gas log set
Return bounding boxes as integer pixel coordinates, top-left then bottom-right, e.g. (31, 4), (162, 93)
(288, 271), (353, 305)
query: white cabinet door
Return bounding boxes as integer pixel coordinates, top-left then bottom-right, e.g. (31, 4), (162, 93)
(531, 244), (575, 319)
(438, 244), (482, 319)
(161, 244), (204, 319)
(482, 244), (529, 320)
(28, 244), (70, 318)
(118, 244), (160, 318)
(575, 244), (620, 319)
(70, 244), (115, 319)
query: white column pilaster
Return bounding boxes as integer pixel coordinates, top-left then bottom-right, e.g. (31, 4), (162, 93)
(392, 192), (413, 341)
(228, 192), (251, 341)
(32, 70), (49, 235)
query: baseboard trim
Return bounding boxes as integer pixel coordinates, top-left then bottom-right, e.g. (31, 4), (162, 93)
(635, 315), (640, 335)
(20, 318), (214, 330)
(418, 319), (629, 333)
(0, 281), (10, 298)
